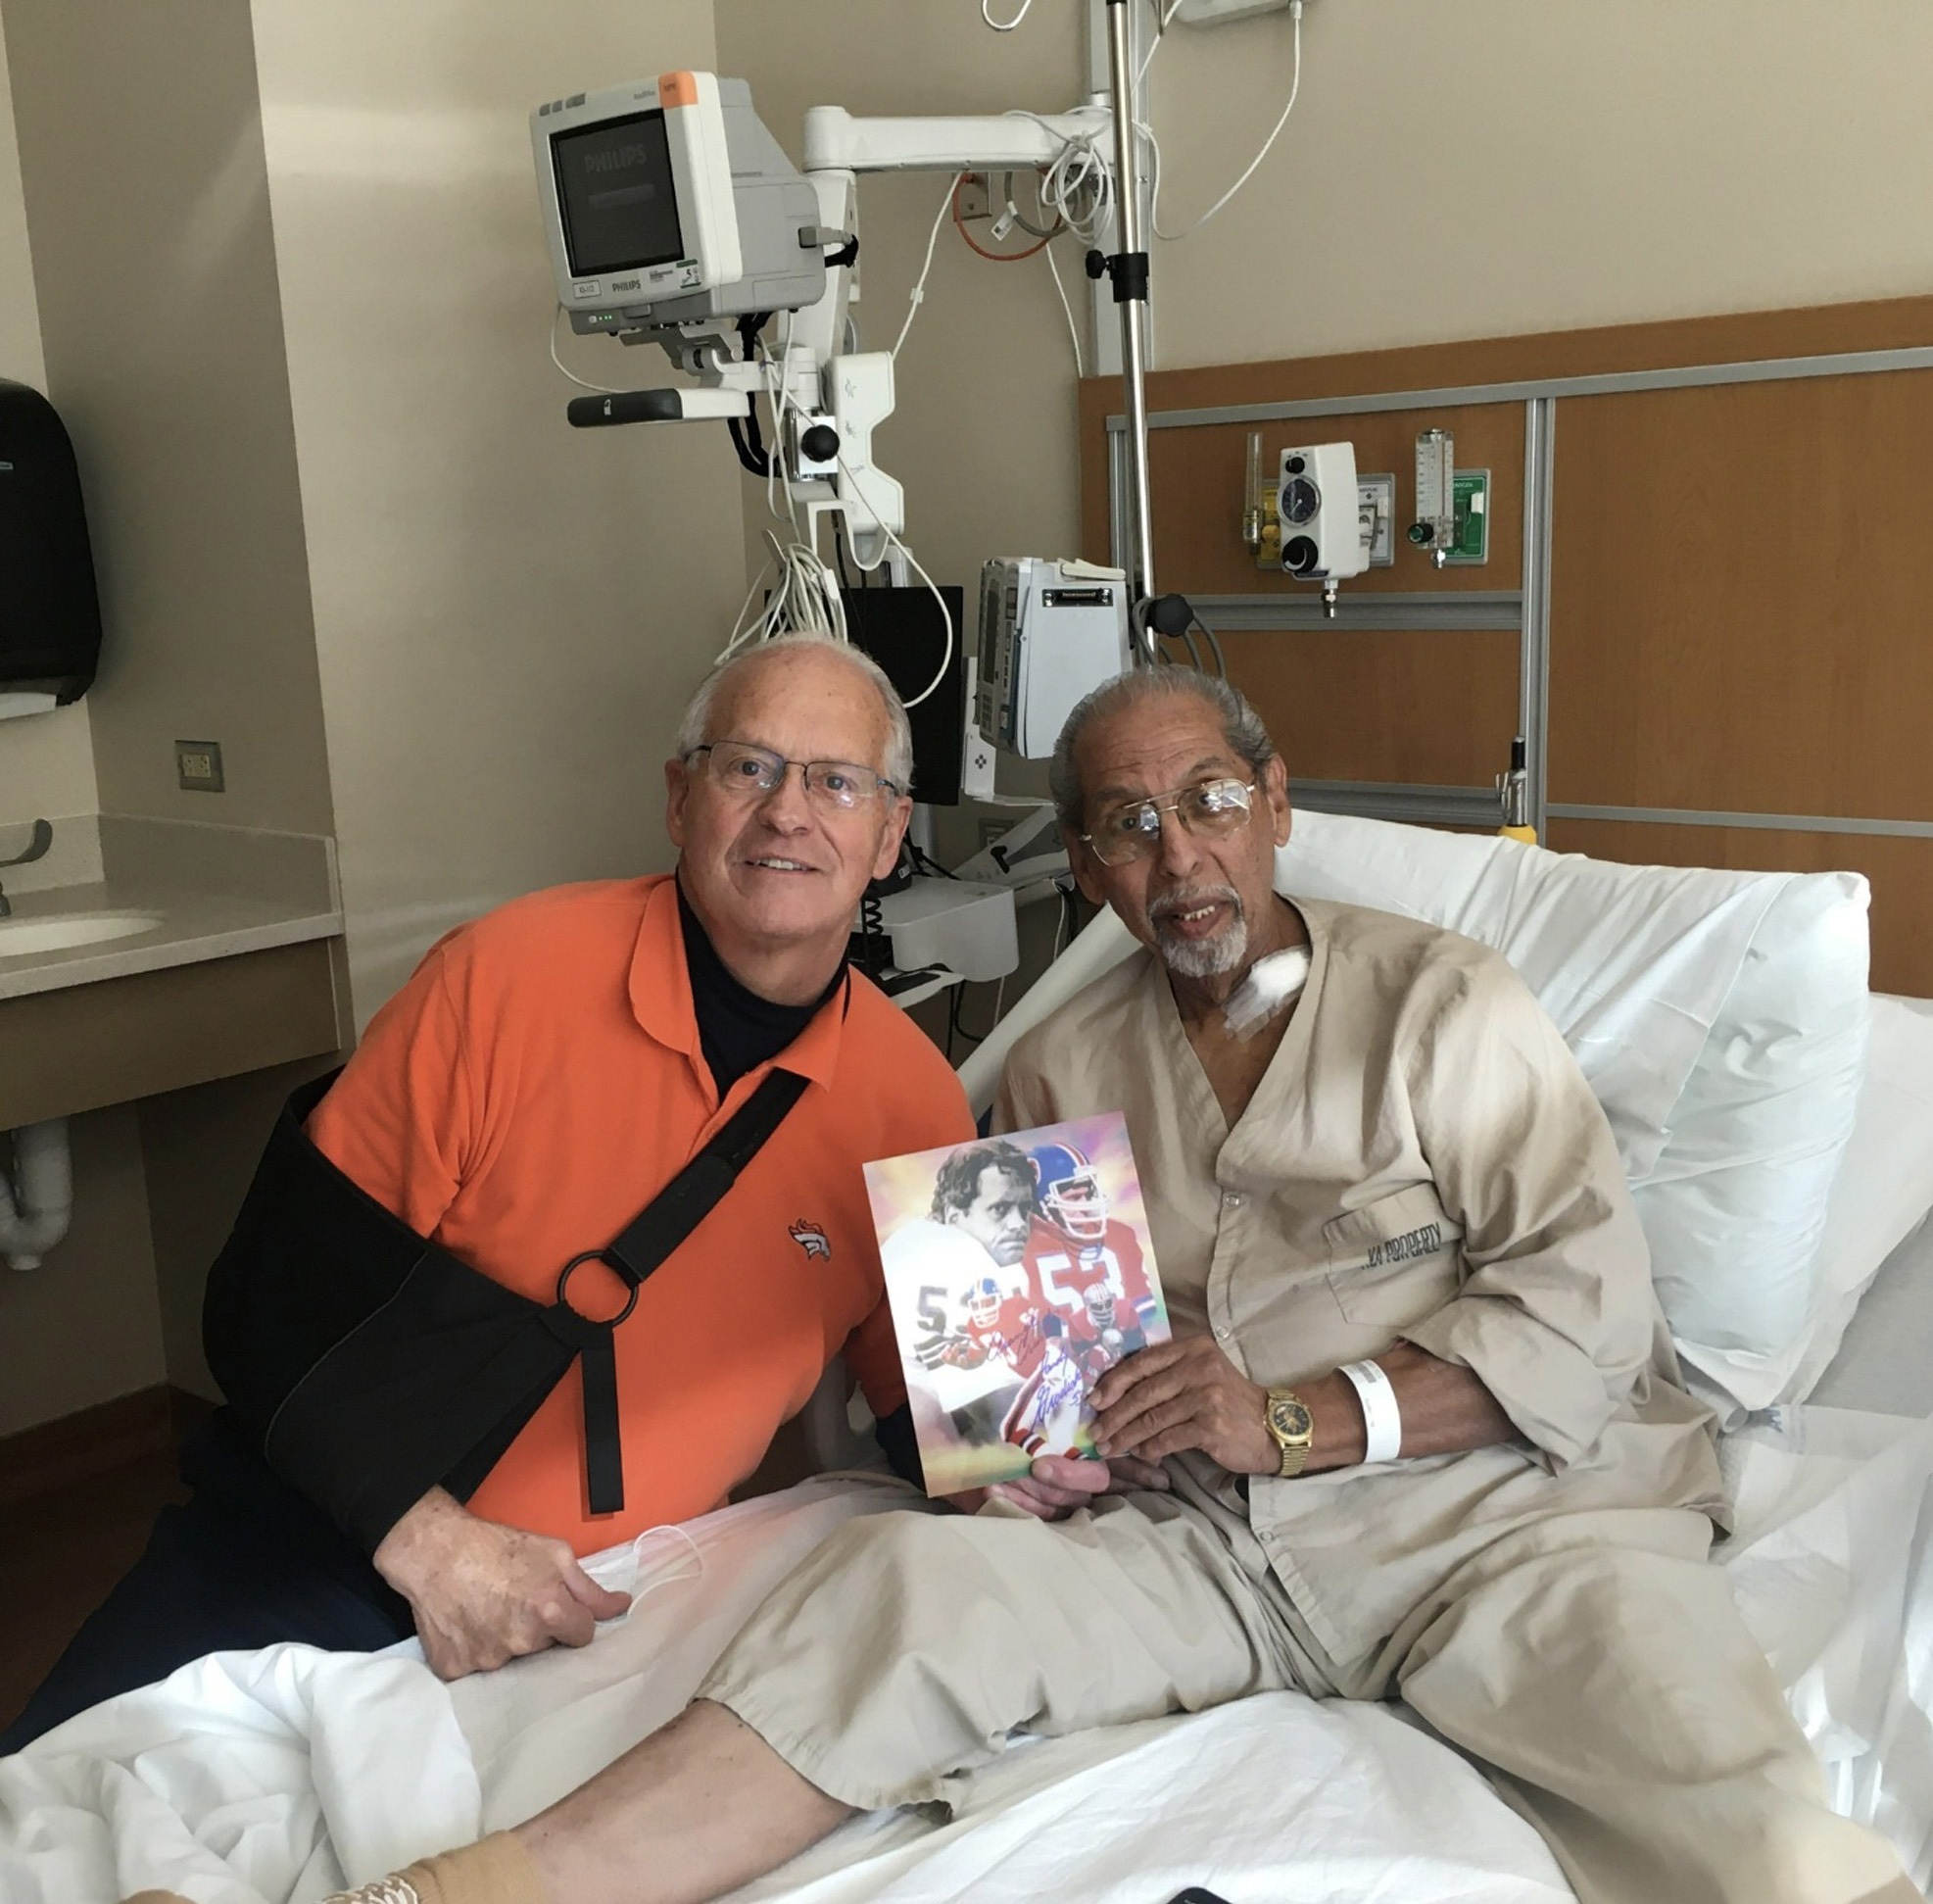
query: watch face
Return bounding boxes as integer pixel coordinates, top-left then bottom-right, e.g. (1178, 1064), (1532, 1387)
(1270, 1398), (1312, 1440)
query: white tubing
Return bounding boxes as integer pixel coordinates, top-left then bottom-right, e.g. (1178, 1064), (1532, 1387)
(956, 904), (1138, 1118)
(1, 1118), (73, 1271)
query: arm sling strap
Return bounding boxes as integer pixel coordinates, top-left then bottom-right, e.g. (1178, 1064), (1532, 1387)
(204, 1065), (810, 1553)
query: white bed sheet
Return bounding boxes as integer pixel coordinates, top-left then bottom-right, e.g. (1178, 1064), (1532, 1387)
(1811, 1209), (1933, 1419)
(6, 1405), (1930, 1904)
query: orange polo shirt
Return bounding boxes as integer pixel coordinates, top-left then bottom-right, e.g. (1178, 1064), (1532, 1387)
(306, 874), (972, 1553)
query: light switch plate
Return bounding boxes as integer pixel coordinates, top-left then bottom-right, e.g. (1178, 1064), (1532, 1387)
(175, 740), (224, 793)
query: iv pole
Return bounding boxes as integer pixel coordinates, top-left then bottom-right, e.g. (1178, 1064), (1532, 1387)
(1090, 0), (1193, 663)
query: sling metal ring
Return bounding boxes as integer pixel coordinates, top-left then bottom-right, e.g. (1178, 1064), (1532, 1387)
(556, 1248), (642, 1327)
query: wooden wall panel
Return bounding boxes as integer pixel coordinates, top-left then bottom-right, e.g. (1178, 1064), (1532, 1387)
(1547, 369), (1933, 820)
(1545, 819), (1933, 998)
(1081, 294), (1933, 566)
(1145, 404), (1523, 598)
(1221, 628), (1519, 785)
(1075, 294), (1933, 993)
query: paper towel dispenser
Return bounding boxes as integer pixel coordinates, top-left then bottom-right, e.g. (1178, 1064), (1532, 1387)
(0, 380), (102, 706)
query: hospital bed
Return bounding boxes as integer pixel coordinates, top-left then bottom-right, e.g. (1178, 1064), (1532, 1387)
(4, 814), (1931, 1904)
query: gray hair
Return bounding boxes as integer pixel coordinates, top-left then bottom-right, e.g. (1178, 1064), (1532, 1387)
(931, 1139), (1034, 1221)
(1048, 668), (1278, 831)
(674, 632), (915, 793)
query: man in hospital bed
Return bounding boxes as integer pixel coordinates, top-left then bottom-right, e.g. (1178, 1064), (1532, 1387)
(315, 667), (1920, 1904)
(2, 632), (971, 1753)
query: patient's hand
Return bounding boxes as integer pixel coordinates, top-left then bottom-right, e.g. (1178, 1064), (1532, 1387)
(373, 1488), (633, 1679)
(1088, 1336), (1277, 1475)
(955, 1451), (1172, 1523)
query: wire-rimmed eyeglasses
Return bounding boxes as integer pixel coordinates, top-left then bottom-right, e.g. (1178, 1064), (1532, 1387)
(1079, 777), (1259, 866)
(685, 741), (903, 810)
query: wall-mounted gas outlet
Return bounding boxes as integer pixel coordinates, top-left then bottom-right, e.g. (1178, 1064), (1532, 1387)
(1446, 468), (1490, 564)
(175, 739), (224, 792)
(1358, 473), (1396, 566)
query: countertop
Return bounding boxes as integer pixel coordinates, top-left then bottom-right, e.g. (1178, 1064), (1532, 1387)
(0, 813), (342, 1002)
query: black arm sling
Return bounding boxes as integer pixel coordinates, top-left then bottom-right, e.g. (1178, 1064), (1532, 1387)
(204, 1065), (809, 1553)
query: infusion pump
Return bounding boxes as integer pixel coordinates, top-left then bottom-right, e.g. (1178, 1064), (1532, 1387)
(975, 558), (1133, 761)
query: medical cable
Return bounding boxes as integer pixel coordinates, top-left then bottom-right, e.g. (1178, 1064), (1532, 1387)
(999, 171), (1059, 241)
(737, 318), (950, 698)
(547, 305), (623, 395)
(721, 530), (849, 659)
(982, 0), (1035, 27)
(1142, 0), (1303, 242)
(907, 842), (959, 881)
(1042, 240), (1086, 377)
(719, 317), (852, 656)
(1190, 607), (1229, 677)
(1053, 879), (1079, 958)
(1136, 0), (1189, 87)
(894, 172), (967, 361)
(950, 169), (1084, 374)
(831, 443), (955, 709)
(596, 1522), (705, 1624)
(1005, 111), (1112, 248)
(951, 174), (1056, 263)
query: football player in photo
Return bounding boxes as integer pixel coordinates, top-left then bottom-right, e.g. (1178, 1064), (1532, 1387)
(1022, 1140), (1158, 1355)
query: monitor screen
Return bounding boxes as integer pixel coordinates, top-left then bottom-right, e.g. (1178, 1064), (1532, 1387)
(844, 586), (968, 806)
(551, 110), (684, 276)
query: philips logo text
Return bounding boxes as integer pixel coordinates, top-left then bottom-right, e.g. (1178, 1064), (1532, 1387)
(583, 145), (652, 174)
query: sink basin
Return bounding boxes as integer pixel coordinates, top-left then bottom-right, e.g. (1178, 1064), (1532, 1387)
(0, 910), (165, 957)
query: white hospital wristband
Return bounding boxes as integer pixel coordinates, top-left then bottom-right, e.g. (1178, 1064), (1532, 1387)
(1339, 1359), (1402, 1465)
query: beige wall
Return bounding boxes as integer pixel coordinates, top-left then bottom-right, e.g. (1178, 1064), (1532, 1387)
(4, 0), (333, 837)
(251, 0), (751, 1023)
(0, 0), (756, 1437)
(720, 2), (1933, 429)
(0, 14), (95, 825)
(1138, 0), (1933, 364)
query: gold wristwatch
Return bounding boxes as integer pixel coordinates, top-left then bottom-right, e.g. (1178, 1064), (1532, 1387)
(1264, 1388), (1315, 1479)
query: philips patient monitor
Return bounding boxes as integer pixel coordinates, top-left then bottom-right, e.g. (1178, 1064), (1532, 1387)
(531, 72), (826, 335)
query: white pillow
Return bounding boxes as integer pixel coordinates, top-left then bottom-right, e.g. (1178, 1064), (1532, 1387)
(1783, 993), (1933, 1403)
(1277, 810), (1870, 1418)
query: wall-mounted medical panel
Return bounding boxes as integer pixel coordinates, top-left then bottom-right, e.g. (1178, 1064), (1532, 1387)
(1082, 395), (1528, 807)
(1083, 291), (1933, 993)
(1135, 403), (1524, 598)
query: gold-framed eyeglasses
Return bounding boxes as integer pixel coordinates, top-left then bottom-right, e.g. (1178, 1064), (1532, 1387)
(1080, 777), (1259, 866)
(686, 741), (903, 809)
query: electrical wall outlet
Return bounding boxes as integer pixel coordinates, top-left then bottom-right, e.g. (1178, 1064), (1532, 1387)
(175, 739), (224, 792)
(979, 818), (1006, 852)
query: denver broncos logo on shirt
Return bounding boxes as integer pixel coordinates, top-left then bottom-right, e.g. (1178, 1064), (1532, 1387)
(789, 1219), (832, 1261)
